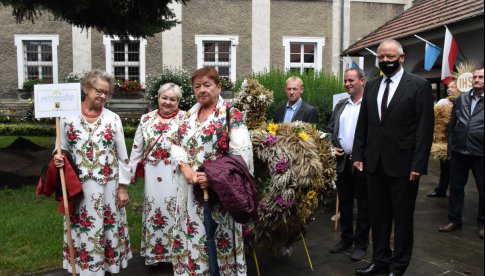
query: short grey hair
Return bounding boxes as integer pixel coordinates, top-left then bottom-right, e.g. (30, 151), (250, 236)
(81, 69), (115, 93)
(344, 68), (366, 80)
(378, 39), (405, 55)
(158, 83), (183, 101)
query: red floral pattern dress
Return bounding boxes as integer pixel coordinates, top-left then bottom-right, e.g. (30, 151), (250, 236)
(60, 108), (132, 274)
(171, 97), (254, 276)
(129, 109), (185, 265)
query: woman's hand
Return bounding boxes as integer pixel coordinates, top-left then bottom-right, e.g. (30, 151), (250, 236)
(53, 154), (65, 168)
(195, 172), (210, 189)
(180, 163), (198, 185)
(117, 184), (130, 208)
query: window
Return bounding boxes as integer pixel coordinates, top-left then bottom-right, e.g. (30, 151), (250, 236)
(103, 36), (146, 84)
(283, 37), (325, 74)
(195, 35), (239, 82)
(14, 34), (59, 88)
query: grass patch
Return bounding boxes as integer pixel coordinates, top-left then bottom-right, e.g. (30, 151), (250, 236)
(0, 136), (142, 274)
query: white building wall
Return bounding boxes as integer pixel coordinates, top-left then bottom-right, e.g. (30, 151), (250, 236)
(162, 2), (183, 68)
(252, 0), (271, 73)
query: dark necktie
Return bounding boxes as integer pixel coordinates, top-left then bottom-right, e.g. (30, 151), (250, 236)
(381, 78), (392, 120)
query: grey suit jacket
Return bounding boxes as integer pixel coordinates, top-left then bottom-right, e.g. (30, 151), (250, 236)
(273, 100), (319, 124)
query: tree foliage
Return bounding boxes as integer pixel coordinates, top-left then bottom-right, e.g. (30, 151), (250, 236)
(0, 0), (188, 38)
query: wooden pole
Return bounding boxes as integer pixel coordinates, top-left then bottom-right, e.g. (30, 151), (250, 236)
(300, 230), (314, 272)
(252, 249), (261, 276)
(56, 118), (76, 276)
(334, 194), (340, 232)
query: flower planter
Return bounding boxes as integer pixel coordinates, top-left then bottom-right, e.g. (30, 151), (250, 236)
(112, 91), (145, 100)
(16, 89), (34, 100)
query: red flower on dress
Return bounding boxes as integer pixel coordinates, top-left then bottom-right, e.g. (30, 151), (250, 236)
(153, 148), (169, 160)
(187, 225), (195, 235)
(217, 238), (229, 249)
(102, 164), (111, 176)
(152, 242), (166, 255)
(79, 248), (89, 263)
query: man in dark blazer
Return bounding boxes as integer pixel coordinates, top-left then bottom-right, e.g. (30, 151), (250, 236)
(273, 76), (319, 124)
(352, 39), (434, 276)
(328, 68), (370, 262)
(439, 68), (484, 239)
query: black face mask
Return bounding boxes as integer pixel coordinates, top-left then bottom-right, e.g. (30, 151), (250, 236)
(379, 60), (401, 76)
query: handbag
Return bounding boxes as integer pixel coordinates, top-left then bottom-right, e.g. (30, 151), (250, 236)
(134, 131), (165, 182)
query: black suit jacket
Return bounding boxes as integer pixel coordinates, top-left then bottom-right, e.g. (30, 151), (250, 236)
(352, 71), (434, 177)
(327, 97), (351, 173)
(273, 100), (319, 124)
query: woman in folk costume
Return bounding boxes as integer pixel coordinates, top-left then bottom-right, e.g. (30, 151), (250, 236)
(170, 67), (254, 275)
(129, 83), (185, 265)
(53, 69), (132, 275)
(427, 81), (461, 197)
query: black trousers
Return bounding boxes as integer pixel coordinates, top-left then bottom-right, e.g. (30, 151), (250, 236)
(448, 152), (484, 227)
(367, 162), (419, 274)
(434, 159), (450, 194)
(336, 157), (370, 250)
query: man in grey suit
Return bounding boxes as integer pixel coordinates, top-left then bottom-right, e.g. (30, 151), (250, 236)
(328, 68), (370, 262)
(352, 39), (434, 276)
(273, 76), (319, 124)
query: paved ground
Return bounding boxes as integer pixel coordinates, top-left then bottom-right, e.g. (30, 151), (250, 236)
(43, 158), (484, 276)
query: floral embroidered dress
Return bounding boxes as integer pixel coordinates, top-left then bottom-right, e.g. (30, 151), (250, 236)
(60, 108), (132, 275)
(171, 97), (254, 276)
(129, 109), (185, 265)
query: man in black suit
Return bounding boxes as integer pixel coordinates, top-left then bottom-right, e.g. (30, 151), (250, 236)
(273, 76), (319, 124)
(352, 39), (434, 276)
(328, 68), (370, 261)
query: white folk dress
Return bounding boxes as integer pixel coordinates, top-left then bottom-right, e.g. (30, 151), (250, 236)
(60, 108), (132, 276)
(129, 109), (185, 265)
(171, 97), (254, 276)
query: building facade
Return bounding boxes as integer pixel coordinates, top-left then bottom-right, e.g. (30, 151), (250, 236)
(0, 0), (411, 100)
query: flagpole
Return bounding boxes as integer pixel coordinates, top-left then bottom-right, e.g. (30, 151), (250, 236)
(365, 47), (377, 56)
(413, 34), (440, 48)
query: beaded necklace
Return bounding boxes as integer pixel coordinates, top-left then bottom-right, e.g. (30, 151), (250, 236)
(158, 108), (180, 119)
(82, 103), (102, 118)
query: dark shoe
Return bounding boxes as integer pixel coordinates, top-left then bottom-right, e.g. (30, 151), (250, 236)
(427, 190), (446, 197)
(350, 249), (366, 261)
(479, 228), (484, 239)
(330, 241), (352, 253)
(438, 223), (462, 232)
(355, 263), (389, 275)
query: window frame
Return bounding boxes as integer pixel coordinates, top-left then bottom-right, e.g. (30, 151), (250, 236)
(195, 35), (239, 82)
(14, 34), (59, 89)
(103, 35), (147, 84)
(282, 37), (325, 73)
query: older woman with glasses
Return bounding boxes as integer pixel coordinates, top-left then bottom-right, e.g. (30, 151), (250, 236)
(53, 69), (132, 275)
(129, 83), (185, 266)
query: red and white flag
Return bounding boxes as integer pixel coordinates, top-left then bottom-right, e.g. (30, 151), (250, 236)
(441, 27), (459, 85)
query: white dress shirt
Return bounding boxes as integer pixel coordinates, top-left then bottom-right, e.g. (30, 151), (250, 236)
(338, 97), (362, 155)
(377, 67), (404, 120)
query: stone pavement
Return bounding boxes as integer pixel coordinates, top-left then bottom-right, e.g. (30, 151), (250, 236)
(43, 159), (484, 276)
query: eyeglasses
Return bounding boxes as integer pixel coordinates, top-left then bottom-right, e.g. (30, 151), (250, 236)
(93, 87), (112, 97)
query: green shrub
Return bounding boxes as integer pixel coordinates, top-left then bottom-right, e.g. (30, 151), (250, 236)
(0, 123), (137, 138)
(145, 67), (196, 111)
(234, 69), (344, 129)
(22, 79), (48, 92)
